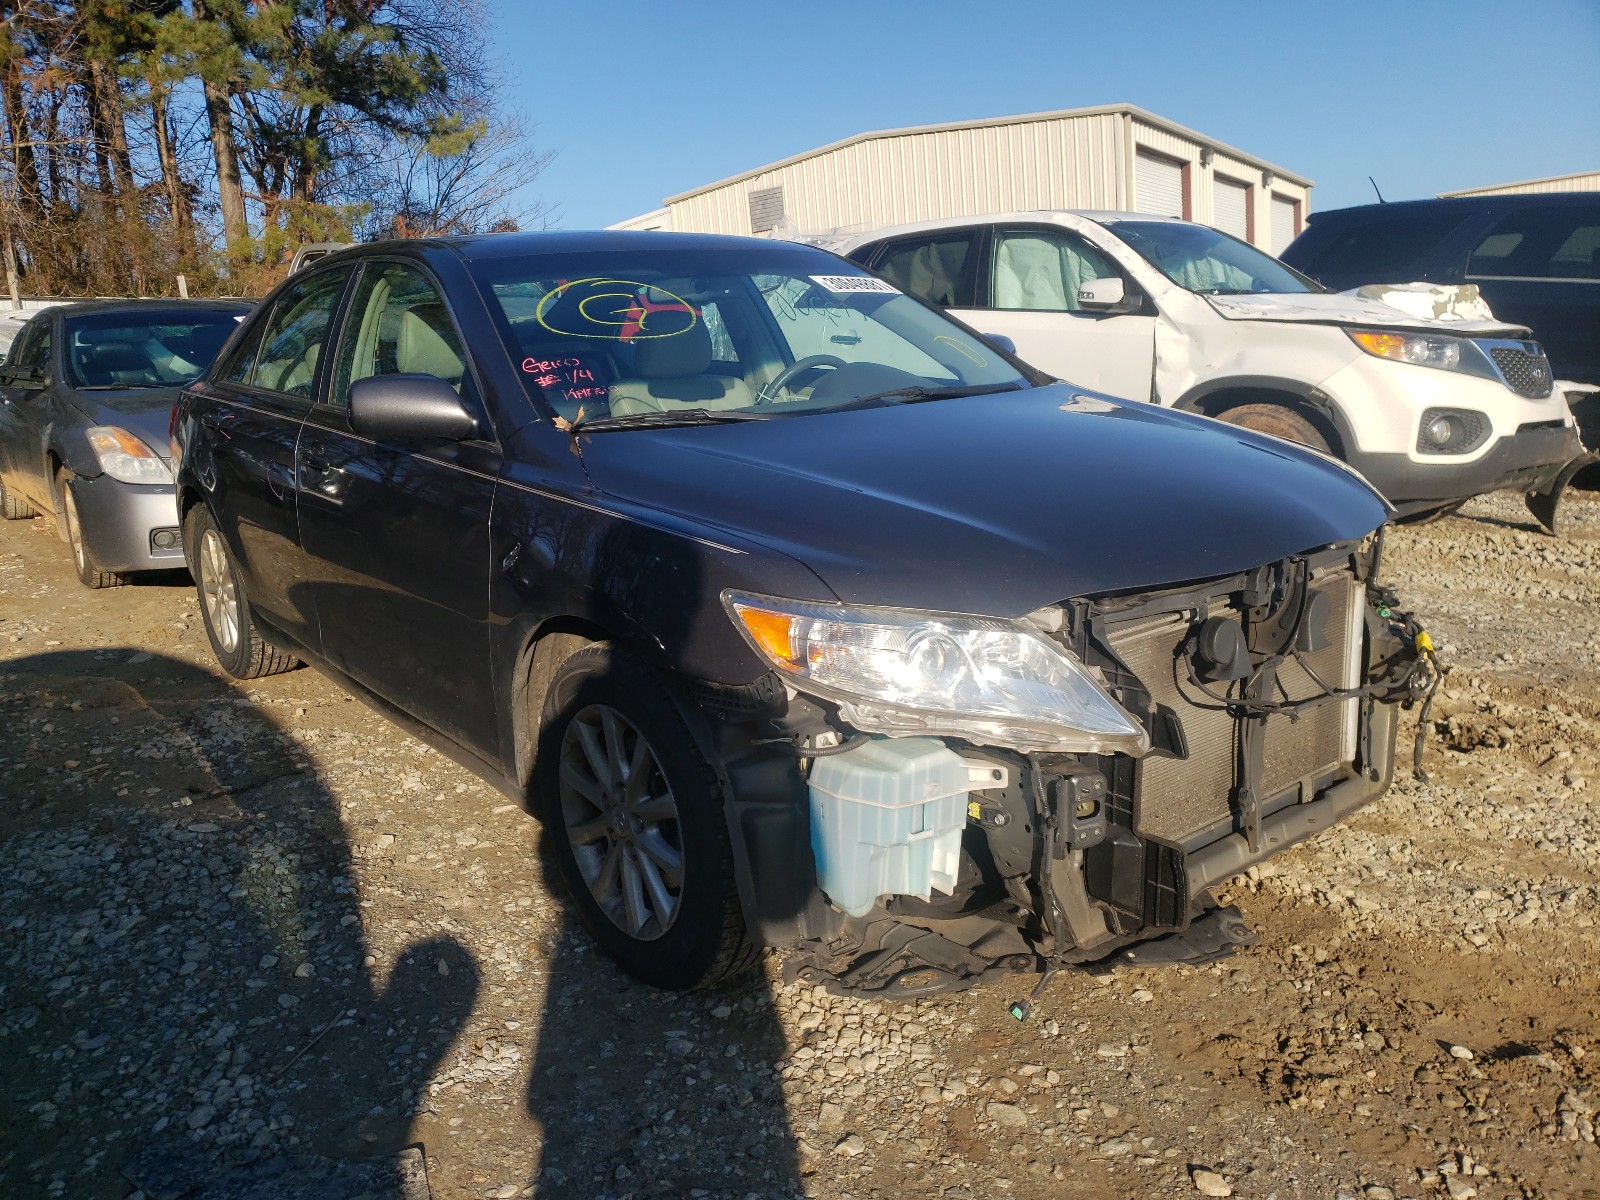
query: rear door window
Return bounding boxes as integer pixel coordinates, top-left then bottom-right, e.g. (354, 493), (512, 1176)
(243, 268), (354, 398)
(1467, 204), (1600, 281)
(872, 233), (978, 307)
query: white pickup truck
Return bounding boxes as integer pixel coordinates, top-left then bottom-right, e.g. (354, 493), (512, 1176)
(842, 212), (1589, 529)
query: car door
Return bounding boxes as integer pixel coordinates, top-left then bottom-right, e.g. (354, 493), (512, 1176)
(0, 316), (59, 507)
(0, 318), (44, 489)
(955, 225), (1156, 403)
(294, 258), (502, 757)
(195, 266), (354, 648)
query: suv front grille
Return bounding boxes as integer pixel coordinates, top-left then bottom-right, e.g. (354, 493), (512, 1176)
(1489, 345), (1554, 399)
(1103, 569), (1362, 847)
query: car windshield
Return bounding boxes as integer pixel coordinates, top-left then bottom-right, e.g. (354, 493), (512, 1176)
(472, 243), (1031, 426)
(1110, 220), (1318, 296)
(64, 309), (245, 390)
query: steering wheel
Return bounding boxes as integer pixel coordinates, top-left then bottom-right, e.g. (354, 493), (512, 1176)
(757, 354), (847, 404)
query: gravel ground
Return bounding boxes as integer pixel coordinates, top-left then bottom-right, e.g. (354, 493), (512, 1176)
(2, 489), (1598, 1200)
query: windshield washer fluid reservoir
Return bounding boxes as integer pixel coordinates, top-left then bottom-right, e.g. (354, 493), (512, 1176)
(808, 738), (1009, 918)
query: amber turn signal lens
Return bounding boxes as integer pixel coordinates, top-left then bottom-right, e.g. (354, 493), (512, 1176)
(734, 606), (800, 667)
(1349, 331), (1407, 359)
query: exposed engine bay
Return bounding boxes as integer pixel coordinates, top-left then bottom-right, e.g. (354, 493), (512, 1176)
(726, 533), (1436, 1000)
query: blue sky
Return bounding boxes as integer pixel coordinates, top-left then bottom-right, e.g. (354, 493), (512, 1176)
(486, 0), (1600, 231)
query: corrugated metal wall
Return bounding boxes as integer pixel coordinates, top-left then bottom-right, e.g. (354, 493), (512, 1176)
(1441, 171), (1600, 197)
(609, 207), (672, 232)
(664, 112), (1308, 253)
(669, 113), (1128, 239)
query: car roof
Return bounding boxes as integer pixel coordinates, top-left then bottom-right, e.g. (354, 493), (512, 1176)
(303, 229), (839, 268)
(44, 298), (253, 318)
(1308, 192), (1600, 225)
(839, 210), (1184, 246)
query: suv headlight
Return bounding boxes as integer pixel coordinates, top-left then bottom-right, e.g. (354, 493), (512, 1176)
(85, 426), (174, 484)
(1346, 329), (1498, 382)
(724, 591), (1150, 756)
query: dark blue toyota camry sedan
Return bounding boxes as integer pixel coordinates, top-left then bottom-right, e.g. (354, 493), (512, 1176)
(172, 232), (1434, 994)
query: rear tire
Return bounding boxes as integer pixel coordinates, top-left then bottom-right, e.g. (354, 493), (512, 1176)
(0, 477), (37, 520)
(59, 471), (128, 589)
(1215, 402), (1332, 454)
(537, 644), (759, 990)
(185, 504), (299, 679)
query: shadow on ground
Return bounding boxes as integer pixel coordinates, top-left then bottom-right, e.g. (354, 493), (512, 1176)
(0, 649), (477, 1199)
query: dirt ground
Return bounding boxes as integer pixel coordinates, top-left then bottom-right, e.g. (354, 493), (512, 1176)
(2, 489), (1598, 1200)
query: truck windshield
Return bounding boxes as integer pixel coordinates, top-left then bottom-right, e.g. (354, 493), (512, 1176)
(473, 243), (1032, 426)
(1111, 221), (1319, 296)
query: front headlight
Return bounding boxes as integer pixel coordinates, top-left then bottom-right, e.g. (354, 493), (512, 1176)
(85, 426), (173, 485)
(1346, 329), (1498, 382)
(724, 591), (1150, 756)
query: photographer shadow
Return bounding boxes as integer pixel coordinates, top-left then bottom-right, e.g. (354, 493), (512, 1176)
(0, 648), (477, 1199)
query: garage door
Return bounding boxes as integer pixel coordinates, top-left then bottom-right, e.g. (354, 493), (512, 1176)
(1213, 178), (1249, 241)
(1135, 152), (1185, 218)
(1271, 195), (1299, 254)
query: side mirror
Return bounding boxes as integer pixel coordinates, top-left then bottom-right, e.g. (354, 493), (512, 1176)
(349, 374), (477, 441)
(981, 333), (1018, 355)
(0, 363), (40, 385)
(1076, 277), (1128, 310)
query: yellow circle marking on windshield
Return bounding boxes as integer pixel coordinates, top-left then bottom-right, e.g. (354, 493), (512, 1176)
(534, 277), (699, 341)
(934, 335), (987, 366)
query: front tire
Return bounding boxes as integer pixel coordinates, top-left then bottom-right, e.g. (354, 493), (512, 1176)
(537, 644), (758, 990)
(59, 471), (128, 589)
(185, 504), (299, 679)
(1215, 402), (1332, 454)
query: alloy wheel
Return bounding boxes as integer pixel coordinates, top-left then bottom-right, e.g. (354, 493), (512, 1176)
(557, 704), (684, 940)
(198, 528), (240, 654)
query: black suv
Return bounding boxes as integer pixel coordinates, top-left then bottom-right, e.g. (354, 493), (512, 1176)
(172, 232), (1430, 995)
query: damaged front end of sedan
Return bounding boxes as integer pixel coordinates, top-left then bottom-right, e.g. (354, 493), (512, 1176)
(710, 532), (1436, 1001)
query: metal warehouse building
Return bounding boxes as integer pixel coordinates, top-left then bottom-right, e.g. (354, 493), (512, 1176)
(1440, 169), (1600, 198)
(611, 103), (1313, 254)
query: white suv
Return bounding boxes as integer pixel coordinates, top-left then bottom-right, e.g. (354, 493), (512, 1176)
(843, 212), (1587, 528)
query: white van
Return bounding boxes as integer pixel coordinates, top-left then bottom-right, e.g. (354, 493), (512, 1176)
(842, 212), (1587, 528)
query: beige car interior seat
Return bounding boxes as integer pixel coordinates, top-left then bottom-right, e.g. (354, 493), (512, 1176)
(607, 321), (754, 416)
(395, 306), (466, 386)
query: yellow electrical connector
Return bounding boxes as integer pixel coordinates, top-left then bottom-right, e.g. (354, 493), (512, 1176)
(1414, 630), (1434, 653)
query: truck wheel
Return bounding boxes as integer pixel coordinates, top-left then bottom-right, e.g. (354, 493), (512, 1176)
(537, 644), (759, 990)
(0, 478), (37, 520)
(185, 505), (299, 679)
(59, 472), (128, 589)
(1216, 403), (1331, 454)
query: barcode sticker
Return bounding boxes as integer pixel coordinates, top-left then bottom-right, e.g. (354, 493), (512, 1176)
(810, 275), (900, 294)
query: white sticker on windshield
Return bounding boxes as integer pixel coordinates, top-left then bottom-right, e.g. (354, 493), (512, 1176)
(810, 275), (899, 294)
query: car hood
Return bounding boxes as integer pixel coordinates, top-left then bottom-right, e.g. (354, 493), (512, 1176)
(1206, 291), (1528, 337)
(577, 386), (1390, 616)
(68, 386), (185, 457)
